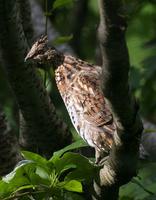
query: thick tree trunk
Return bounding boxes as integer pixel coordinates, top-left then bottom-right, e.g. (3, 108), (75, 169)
(92, 0), (143, 199)
(0, 0), (72, 158)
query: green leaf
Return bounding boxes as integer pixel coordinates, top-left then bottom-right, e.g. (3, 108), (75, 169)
(22, 151), (48, 166)
(58, 180), (82, 193)
(53, 0), (74, 10)
(54, 152), (97, 184)
(59, 164), (77, 176)
(50, 140), (88, 163)
(0, 161), (35, 198)
(0, 181), (11, 198)
(22, 151), (53, 174)
(144, 195), (156, 200)
(36, 166), (50, 181)
(0, 160), (52, 198)
(119, 163), (156, 200)
(53, 35), (73, 45)
(2, 160), (33, 183)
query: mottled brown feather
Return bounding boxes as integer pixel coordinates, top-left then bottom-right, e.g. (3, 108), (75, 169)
(25, 36), (116, 158)
(55, 55), (115, 152)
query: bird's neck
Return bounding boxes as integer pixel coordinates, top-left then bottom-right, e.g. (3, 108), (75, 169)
(46, 48), (65, 68)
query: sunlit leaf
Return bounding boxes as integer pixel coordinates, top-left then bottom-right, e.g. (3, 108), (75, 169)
(0, 162), (35, 198)
(22, 151), (53, 174)
(2, 160), (33, 183)
(22, 151), (48, 165)
(58, 180), (82, 193)
(36, 166), (50, 181)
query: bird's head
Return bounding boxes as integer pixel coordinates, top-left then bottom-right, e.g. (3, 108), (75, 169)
(25, 35), (64, 67)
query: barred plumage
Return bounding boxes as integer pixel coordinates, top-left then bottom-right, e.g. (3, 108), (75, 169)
(25, 36), (116, 162)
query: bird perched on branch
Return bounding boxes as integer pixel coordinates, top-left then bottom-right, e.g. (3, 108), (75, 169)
(25, 36), (116, 163)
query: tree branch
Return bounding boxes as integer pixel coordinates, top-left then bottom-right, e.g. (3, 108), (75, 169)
(17, 0), (34, 45)
(92, 0), (143, 199)
(69, 0), (89, 56)
(0, 0), (72, 158)
(0, 106), (21, 176)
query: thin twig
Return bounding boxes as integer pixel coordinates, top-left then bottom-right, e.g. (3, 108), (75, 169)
(2, 190), (45, 200)
(45, 0), (48, 35)
(44, 0), (48, 87)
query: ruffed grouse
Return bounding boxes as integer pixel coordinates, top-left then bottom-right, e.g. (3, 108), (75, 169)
(25, 36), (116, 162)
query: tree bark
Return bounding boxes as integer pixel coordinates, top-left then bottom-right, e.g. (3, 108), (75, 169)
(17, 0), (34, 45)
(0, 0), (72, 158)
(0, 107), (21, 176)
(69, 0), (89, 56)
(92, 0), (143, 199)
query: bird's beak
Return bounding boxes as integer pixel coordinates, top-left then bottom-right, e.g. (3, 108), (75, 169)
(25, 51), (34, 62)
(24, 54), (30, 62)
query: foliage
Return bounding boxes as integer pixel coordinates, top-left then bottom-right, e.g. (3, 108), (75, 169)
(53, 0), (74, 10)
(0, 141), (97, 200)
(127, 2), (156, 121)
(1, 146), (156, 200)
(0, 0), (156, 199)
(119, 162), (156, 200)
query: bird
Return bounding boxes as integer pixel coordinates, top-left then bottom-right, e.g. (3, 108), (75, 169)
(25, 35), (116, 163)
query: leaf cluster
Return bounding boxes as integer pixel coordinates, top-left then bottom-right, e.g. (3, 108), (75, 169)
(0, 141), (97, 200)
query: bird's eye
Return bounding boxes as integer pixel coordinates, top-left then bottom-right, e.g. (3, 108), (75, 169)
(38, 50), (42, 54)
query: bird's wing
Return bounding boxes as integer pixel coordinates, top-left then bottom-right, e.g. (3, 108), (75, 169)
(74, 71), (113, 127)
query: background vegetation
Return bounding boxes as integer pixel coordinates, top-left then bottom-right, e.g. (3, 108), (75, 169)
(0, 0), (156, 199)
